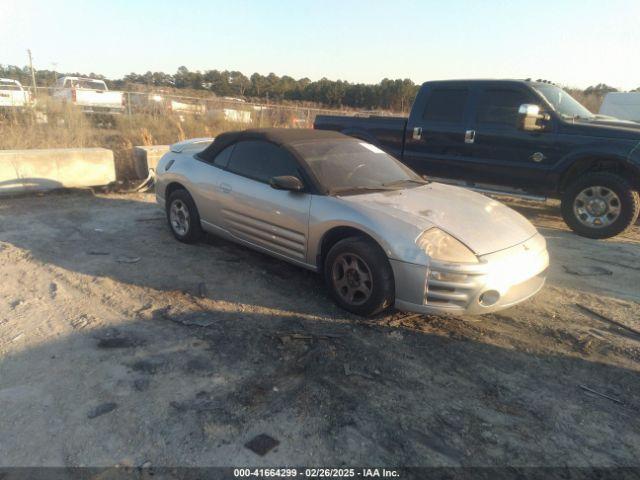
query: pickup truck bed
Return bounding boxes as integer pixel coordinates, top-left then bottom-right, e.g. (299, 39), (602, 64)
(315, 115), (407, 158)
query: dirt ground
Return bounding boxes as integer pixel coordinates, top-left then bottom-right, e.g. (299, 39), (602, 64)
(0, 190), (639, 469)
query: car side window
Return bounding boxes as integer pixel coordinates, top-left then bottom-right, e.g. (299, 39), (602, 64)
(212, 145), (234, 168)
(476, 88), (533, 127)
(422, 88), (468, 124)
(227, 140), (300, 184)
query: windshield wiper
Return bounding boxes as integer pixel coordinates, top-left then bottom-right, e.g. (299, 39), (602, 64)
(565, 114), (595, 121)
(332, 185), (397, 195)
(382, 178), (428, 187)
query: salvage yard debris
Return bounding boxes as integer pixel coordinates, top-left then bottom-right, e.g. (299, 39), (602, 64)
(276, 331), (346, 344)
(579, 384), (625, 405)
(87, 402), (118, 419)
(244, 434), (280, 456)
(563, 265), (613, 276)
(115, 255), (141, 264)
(575, 303), (640, 337)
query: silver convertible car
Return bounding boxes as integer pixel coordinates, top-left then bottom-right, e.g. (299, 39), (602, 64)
(155, 129), (549, 317)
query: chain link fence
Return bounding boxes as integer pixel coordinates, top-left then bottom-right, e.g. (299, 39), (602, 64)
(17, 86), (399, 129)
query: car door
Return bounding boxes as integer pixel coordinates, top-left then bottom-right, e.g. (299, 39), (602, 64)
(187, 144), (235, 232)
(403, 85), (475, 181)
(467, 86), (560, 191)
(216, 140), (311, 264)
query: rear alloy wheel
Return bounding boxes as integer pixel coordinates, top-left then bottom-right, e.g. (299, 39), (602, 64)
(561, 172), (639, 239)
(166, 189), (203, 243)
(170, 199), (190, 236)
(324, 237), (394, 317)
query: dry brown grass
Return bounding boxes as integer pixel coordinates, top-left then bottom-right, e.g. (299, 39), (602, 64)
(0, 102), (295, 179)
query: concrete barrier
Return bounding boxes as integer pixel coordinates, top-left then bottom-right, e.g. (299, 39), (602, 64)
(0, 148), (115, 194)
(132, 145), (170, 179)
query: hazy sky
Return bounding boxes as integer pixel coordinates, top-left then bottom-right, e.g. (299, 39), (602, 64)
(1, 0), (639, 90)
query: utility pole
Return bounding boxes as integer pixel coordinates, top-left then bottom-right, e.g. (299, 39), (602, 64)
(27, 49), (37, 99)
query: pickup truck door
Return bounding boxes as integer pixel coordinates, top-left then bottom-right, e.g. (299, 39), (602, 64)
(216, 140), (311, 266)
(466, 86), (561, 191)
(403, 86), (475, 181)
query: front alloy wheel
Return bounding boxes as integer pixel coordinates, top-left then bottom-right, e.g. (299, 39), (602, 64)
(324, 236), (394, 317)
(331, 253), (373, 306)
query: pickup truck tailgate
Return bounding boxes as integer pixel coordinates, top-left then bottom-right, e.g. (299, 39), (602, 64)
(0, 90), (28, 107)
(75, 90), (123, 108)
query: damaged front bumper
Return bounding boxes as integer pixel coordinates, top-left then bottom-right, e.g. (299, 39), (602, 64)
(391, 233), (549, 315)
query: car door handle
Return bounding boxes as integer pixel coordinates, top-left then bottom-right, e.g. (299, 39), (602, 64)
(219, 182), (232, 193)
(413, 127), (422, 140)
(464, 129), (476, 144)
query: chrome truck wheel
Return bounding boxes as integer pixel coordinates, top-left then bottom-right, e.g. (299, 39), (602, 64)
(561, 172), (640, 239)
(573, 186), (621, 228)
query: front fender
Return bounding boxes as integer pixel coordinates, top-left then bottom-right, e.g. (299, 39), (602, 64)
(307, 196), (430, 267)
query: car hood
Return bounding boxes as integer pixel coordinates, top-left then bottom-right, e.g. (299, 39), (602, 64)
(339, 182), (537, 256)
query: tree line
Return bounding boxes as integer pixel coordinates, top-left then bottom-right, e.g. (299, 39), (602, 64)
(1, 64), (636, 113)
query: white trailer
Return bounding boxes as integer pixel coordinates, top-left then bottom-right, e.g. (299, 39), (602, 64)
(599, 92), (640, 123)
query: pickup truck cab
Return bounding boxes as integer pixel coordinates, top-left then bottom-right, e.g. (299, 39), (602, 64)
(315, 79), (640, 238)
(0, 78), (32, 111)
(52, 76), (124, 115)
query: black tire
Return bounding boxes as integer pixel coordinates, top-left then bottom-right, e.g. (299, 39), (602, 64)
(165, 189), (203, 243)
(561, 172), (639, 239)
(324, 236), (394, 317)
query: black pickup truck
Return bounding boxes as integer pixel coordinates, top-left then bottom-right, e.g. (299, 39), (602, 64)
(315, 79), (640, 238)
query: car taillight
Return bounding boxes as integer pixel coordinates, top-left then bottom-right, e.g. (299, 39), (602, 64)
(71, 88), (76, 102)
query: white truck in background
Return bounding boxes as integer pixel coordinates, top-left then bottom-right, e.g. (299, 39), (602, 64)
(52, 76), (124, 115)
(599, 92), (640, 123)
(0, 78), (32, 112)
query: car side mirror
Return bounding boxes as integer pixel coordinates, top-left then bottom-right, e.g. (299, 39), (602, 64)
(518, 104), (550, 132)
(270, 175), (304, 192)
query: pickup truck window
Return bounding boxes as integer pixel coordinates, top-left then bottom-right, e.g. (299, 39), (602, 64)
(72, 79), (107, 90)
(227, 140), (300, 184)
(534, 84), (594, 120)
(422, 88), (468, 124)
(477, 88), (531, 126)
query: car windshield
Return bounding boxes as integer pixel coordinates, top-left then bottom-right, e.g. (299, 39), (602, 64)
(534, 84), (594, 120)
(291, 139), (427, 195)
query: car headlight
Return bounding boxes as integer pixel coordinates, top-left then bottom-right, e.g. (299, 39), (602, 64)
(416, 228), (478, 264)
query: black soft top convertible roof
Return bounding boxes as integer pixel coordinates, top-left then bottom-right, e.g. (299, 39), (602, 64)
(197, 128), (348, 163)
